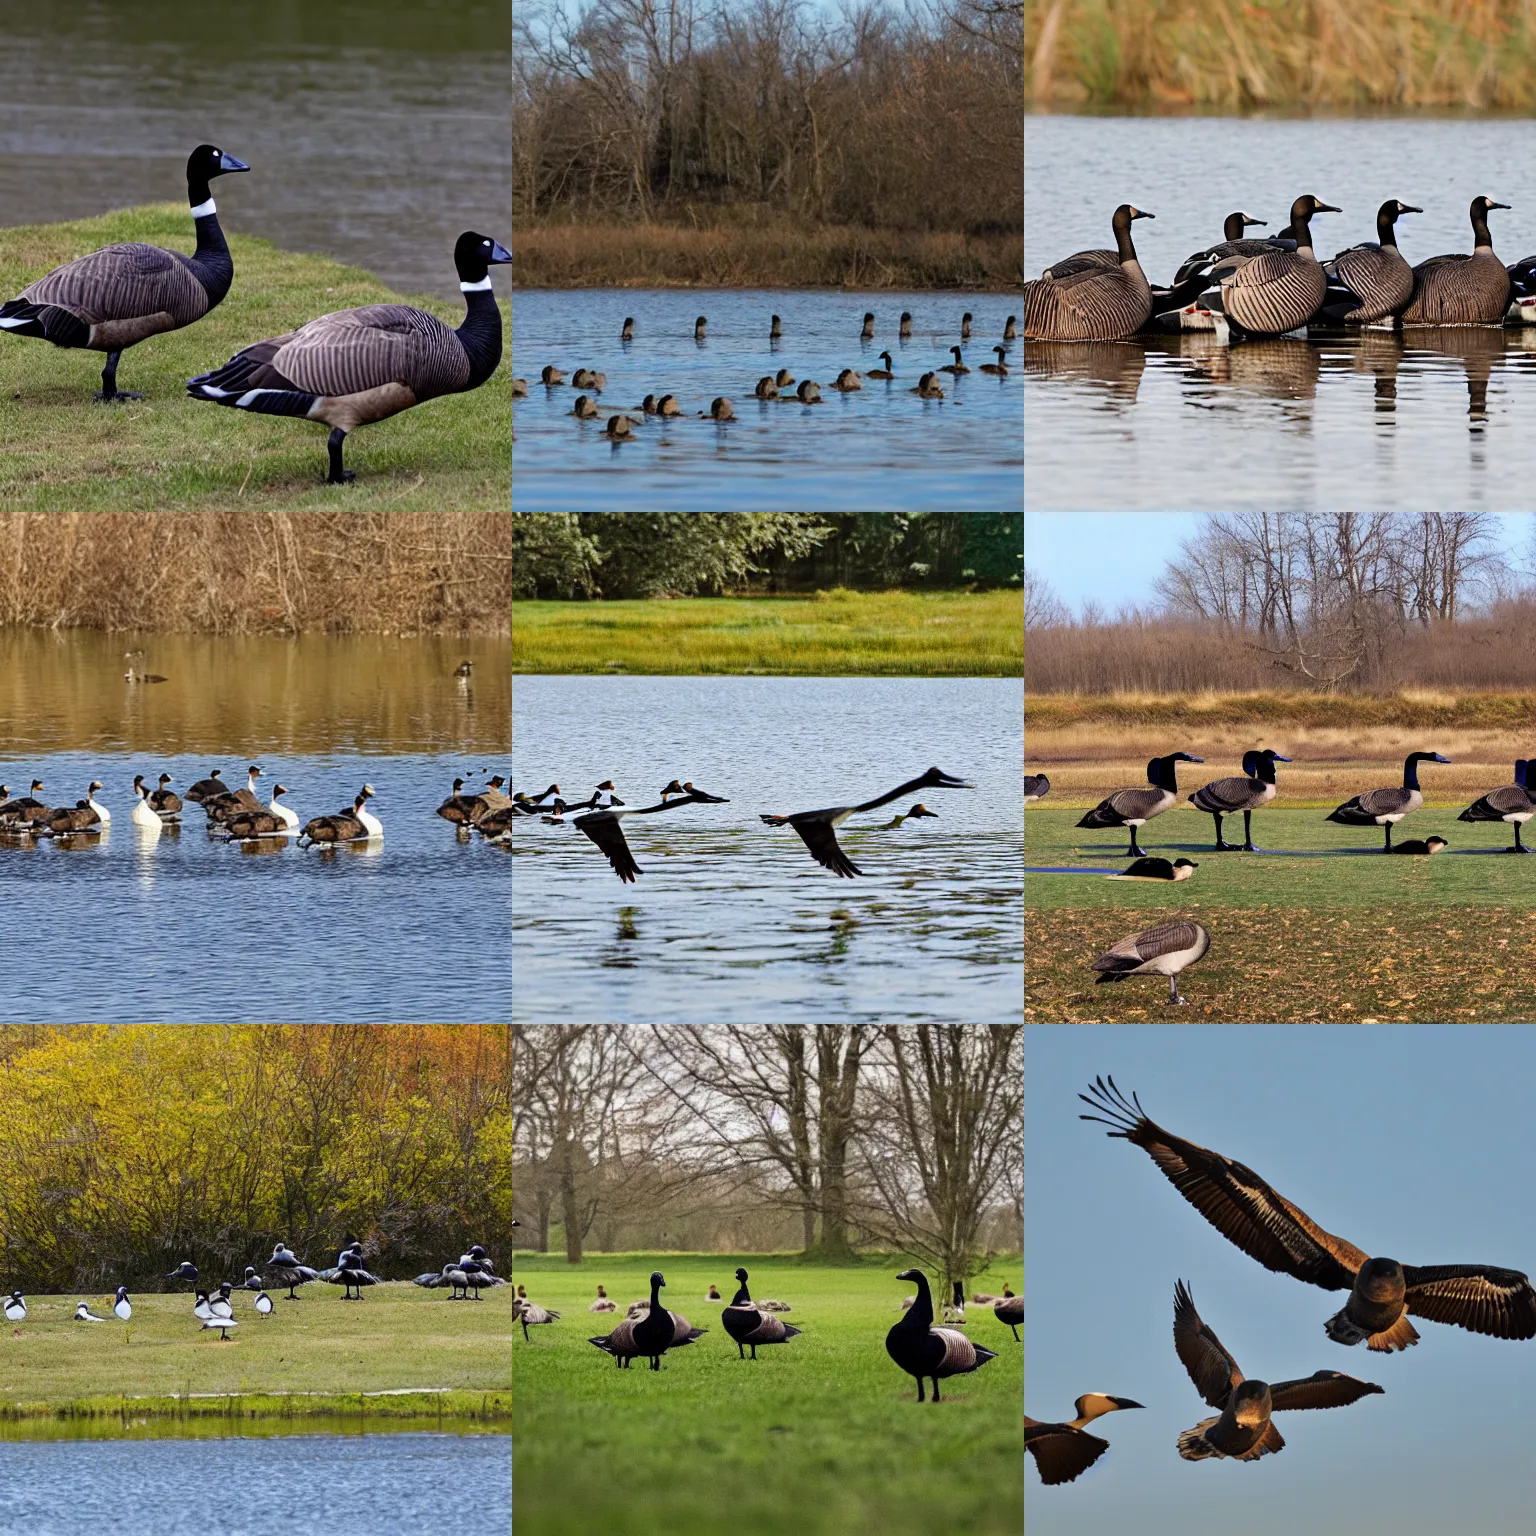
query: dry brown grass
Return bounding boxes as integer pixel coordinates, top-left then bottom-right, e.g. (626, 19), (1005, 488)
(512, 223), (1023, 291)
(0, 512), (510, 634)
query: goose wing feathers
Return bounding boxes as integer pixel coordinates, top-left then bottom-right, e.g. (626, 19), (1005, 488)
(1093, 922), (1207, 974)
(1172, 1281), (1243, 1408)
(1267, 1371), (1385, 1412)
(258, 305), (471, 402)
(1401, 1264), (1536, 1339)
(1342, 786), (1415, 818)
(1079, 1077), (1367, 1289)
(574, 813), (640, 882)
(1025, 1422), (1109, 1485)
(790, 819), (862, 878)
(21, 243), (211, 328)
(1190, 774), (1263, 813)
(590, 1318), (639, 1354)
(1079, 786), (1168, 826)
(932, 1326), (989, 1374)
(1461, 785), (1533, 819)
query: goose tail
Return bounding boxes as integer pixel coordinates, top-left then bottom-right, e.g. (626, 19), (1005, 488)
(0, 299), (88, 346)
(188, 353), (318, 417)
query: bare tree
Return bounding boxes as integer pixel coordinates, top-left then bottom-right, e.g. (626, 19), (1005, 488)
(1024, 565), (1069, 630)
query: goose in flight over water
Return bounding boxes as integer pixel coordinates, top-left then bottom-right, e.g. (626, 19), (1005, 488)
(1081, 1076), (1536, 1351)
(1173, 1281), (1383, 1462)
(575, 785), (730, 883)
(1026, 1394), (1143, 1485)
(761, 766), (972, 877)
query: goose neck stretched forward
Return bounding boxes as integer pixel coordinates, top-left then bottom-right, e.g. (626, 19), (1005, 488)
(573, 787), (731, 883)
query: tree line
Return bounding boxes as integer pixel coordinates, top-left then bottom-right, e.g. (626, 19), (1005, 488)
(512, 1024), (1021, 1292)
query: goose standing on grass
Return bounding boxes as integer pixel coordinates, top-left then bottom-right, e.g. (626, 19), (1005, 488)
(321, 1243), (381, 1300)
(942, 1283), (967, 1324)
(0, 144), (250, 401)
(1212, 194), (1341, 339)
(1189, 748), (1291, 851)
(1326, 751), (1449, 851)
(299, 786), (380, 846)
(516, 1297), (562, 1342)
(193, 1291), (214, 1322)
(1027, 1394), (1143, 1485)
(1080, 1075), (1536, 1351)
(1024, 205), (1156, 341)
(210, 1285), (235, 1322)
(1458, 759), (1534, 852)
(993, 1294), (1023, 1340)
(1402, 197), (1512, 324)
(113, 1287), (132, 1321)
(722, 1268), (802, 1360)
(266, 1244), (318, 1300)
(201, 1317), (239, 1341)
(1023, 773), (1050, 805)
(1322, 200), (1423, 323)
(188, 232), (511, 484)
(589, 1271), (705, 1370)
(886, 1269), (996, 1403)
(413, 1263), (465, 1298)
(3, 1291), (24, 1323)
(1173, 1281), (1383, 1462)
(762, 766), (972, 879)
(255, 1292), (273, 1317)
(1091, 922), (1211, 1005)
(574, 784), (731, 884)
(1075, 752), (1203, 857)
(1106, 856), (1198, 882)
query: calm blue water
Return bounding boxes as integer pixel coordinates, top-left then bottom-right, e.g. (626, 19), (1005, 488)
(511, 676), (1024, 1023)
(0, 1433), (510, 1535)
(511, 289), (1023, 510)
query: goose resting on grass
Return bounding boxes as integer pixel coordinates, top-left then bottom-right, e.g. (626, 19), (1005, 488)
(1106, 856), (1197, 882)
(1076, 753), (1203, 857)
(885, 1269), (996, 1403)
(1389, 836), (1448, 855)
(1026, 1394), (1143, 1485)
(721, 1268), (802, 1360)
(588, 1285), (616, 1313)
(1188, 749), (1291, 851)
(1326, 751), (1449, 851)
(1081, 1076), (1536, 1351)
(1458, 759), (1534, 852)
(1091, 922), (1211, 1005)
(1173, 1281), (1383, 1462)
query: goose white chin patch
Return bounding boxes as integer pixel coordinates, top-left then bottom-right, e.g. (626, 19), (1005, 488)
(460, 277), (494, 292)
(189, 198), (217, 219)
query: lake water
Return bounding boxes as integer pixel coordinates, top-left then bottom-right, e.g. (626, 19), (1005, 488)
(0, 1), (510, 300)
(0, 630), (509, 1024)
(511, 676), (1023, 1023)
(510, 289), (1023, 511)
(1026, 114), (1536, 510)
(0, 1433), (509, 1534)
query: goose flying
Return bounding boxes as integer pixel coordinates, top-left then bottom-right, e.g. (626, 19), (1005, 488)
(1326, 751), (1449, 851)
(1026, 1394), (1143, 1485)
(575, 785), (729, 884)
(761, 766), (972, 878)
(1188, 749), (1290, 851)
(1091, 922), (1210, 1004)
(1458, 759), (1534, 853)
(1076, 753), (1202, 857)
(1081, 1075), (1536, 1350)
(1173, 1281), (1382, 1462)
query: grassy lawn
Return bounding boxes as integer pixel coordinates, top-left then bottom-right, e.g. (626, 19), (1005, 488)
(0, 206), (509, 510)
(512, 1251), (1023, 1536)
(0, 1283), (511, 1425)
(1025, 806), (1536, 1022)
(511, 590), (1024, 676)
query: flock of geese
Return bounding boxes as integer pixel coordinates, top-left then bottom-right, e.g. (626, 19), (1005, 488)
(0, 768), (512, 847)
(1025, 751), (1536, 1003)
(1025, 193), (1536, 343)
(0, 144), (508, 483)
(511, 767), (971, 882)
(512, 309), (1018, 441)
(1028, 1077), (1536, 1484)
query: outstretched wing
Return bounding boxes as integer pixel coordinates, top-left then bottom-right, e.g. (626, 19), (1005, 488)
(1172, 1281), (1243, 1408)
(1402, 1264), (1536, 1340)
(575, 814), (640, 883)
(1025, 1423), (1108, 1486)
(791, 820), (863, 878)
(1268, 1371), (1384, 1412)
(1079, 1076), (1365, 1291)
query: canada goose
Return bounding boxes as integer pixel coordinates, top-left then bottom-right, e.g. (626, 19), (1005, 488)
(266, 1244), (318, 1300)
(831, 368), (862, 390)
(0, 780), (47, 828)
(899, 311), (913, 338)
(1322, 200), (1422, 322)
(574, 785), (730, 883)
(1076, 752), (1203, 856)
(961, 311), (973, 339)
(909, 372), (944, 397)
(758, 1298), (792, 1312)
(516, 1297), (562, 1341)
(570, 368), (605, 390)
(886, 1269), (996, 1403)
(220, 786), (297, 840)
(1091, 921), (1210, 1004)
(1027, 1394), (1143, 1485)
(589, 1285), (617, 1313)
(131, 777), (162, 829)
(656, 395), (682, 417)
(1390, 835), (1448, 855)
(1023, 773), (1050, 804)
(601, 414), (636, 439)
(940, 345), (969, 375)
(694, 315), (707, 338)
(978, 346), (1009, 375)
(1212, 194), (1340, 338)
(513, 783), (560, 808)
(454, 659), (473, 678)
(185, 770), (225, 804)
(1024, 205), (1155, 341)
(165, 1260), (200, 1285)
(589, 1271), (706, 1370)
(1081, 1075), (1536, 1351)
(321, 1243), (380, 1300)
(1458, 759), (1534, 851)
(794, 381), (820, 403)
(4, 1291), (24, 1323)
(774, 367), (796, 387)
(298, 785), (379, 845)
(761, 766), (972, 878)
(74, 1303), (108, 1323)
(203, 764), (263, 822)
(1326, 751), (1449, 851)
(706, 396), (735, 419)
(1106, 856), (1198, 882)
(1171, 212), (1284, 288)
(621, 316), (634, 340)
(1003, 315), (1017, 340)
(511, 377), (527, 397)
(1173, 1281), (1383, 1463)
(722, 1268), (803, 1360)
(993, 1293), (1023, 1339)
(878, 803), (937, 829)
(754, 376), (779, 398)
(868, 351), (895, 379)
(123, 666), (167, 683)
(540, 365), (566, 385)
(569, 394), (600, 418)
(770, 314), (782, 339)
(861, 311), (875, 338)
(188, 232), (511, 484)
(0, 144), (250, 401)
(147, 774), (181, 817)
(42, 797), (101, 837)
(1402, 196), (1512, 324)
(437, 777), (481, 825)
(638, 393), (660, 413)
(1189, 748), (1291, 850)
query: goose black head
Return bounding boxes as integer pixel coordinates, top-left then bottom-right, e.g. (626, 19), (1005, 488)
(186, 145), (249, 206)
(1259, 749), (1293, 763)
(1475, 196), (1512, 215)
(735, 1267), (749, 1282)
(596, 780), (615, 790)
(1384, 199), (1423, 219)
(908, 804), (938, 818)
(273, 784), (288, 797)
(895, 1267), (924, 1284)
(454, 232), (513, 285)
(1114, 204), (1154, 224)
(159, 774), (173, 785)
(1290, 195), (1341, 221)
(1224, 212), (1267, 239)
(89, 780), (103, 793)
(651, 1271), (667, 1289)
(920, 766), (974, 789)
(1357, 1256), (1405, 1299)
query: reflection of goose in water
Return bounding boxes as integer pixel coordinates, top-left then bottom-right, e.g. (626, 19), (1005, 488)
(1402, 323), (1513, 422)
(1178, 335), (1320, 401)
(1022, 340), (1145, 404)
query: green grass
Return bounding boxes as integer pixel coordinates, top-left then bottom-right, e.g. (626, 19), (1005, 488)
(0, 1284), (511, 1425)
(0, 206), (509, 510)
(512, 1251), (1023, 1536)
(510, 590), (1024, 676)
(1025, 806), (1536, 1022)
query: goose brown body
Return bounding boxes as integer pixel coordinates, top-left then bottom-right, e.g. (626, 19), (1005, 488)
(1024, 205), (1154, 341)
(1403, 197), (1511, 324)
(885, 1269), (996, 1401)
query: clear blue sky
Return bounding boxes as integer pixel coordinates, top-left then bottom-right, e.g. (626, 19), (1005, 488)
(1026, 1026), (1536, 1531)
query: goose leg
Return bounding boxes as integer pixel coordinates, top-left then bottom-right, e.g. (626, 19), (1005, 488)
(737, 1341), (745, 1359)
(1009, 1324), (1020, 1341)
(1126, 826), (1146, 857)
(1209, 812), (1233, 851)
(1168, 974), (1187, 1005)
(94, 350), (144, 403)
(915, 1379), (924, 1402)
(1513, 824), (1529, 853)
(931, 1378), (942, 1402)
(1382, 823), (1393, 853)
(1241, 809), (1259, 853)
(326, 427), (356, 485)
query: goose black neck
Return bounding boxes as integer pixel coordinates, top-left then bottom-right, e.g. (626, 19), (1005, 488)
(457, 287), (504, 389)
(1402, 755), (1424, 790)
(1255, 755), (1279, 786)
(1471, 207), (1494, 249)
(1147, 756), (1181, 793)
(185, 192), (234, 303)
(1112, 210), (1139, 265)
(648, 1275), (664, 1307)
(1292, 212), (1315, 255)
(854, 775), (938, 815)
(731, 1277), (751, 1306)
(903, 1273), (934, 1328)
(1377, 206), (1399, 248)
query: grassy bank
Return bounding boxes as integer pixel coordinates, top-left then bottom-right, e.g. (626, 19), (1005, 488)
(0, 207), (509, 511)
(513, 223), (1023, 291)
(513, 590), (1024, 676)
(0, 1284), (511, 1413)
(512, 1251), (1022, 1536)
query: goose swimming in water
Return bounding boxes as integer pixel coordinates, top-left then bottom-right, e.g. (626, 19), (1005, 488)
(861, 311), (875, 338)
(1106, 856), (1197, 882)
(0, 781), (48, 829)
(1025, 205), (1155, 341)
(298, 786), (380, 845)
(1076, 752), (1203, 857)
(1173, 1280), (1383, 1462)
(831, 368), (862, 391)
(1322, 199), (1422, 323)
(1081, 1075), (1536, 1351)
(574, 785), (731, 884)
(148, 774), (182, 818)
(978, 346), (1009, 375)
(1326, 751), (1449, 851)
(131, 776), (163, 829)
(909, 372), (944, 398)
(1458, 759), (1534, 852)
(878, 804), (937, 829)
(1402, 196), (1512, 324)
(202, 764), (263, 823)
(1189, 748), (1291, 851)
(761, 766), (972, 879)
(1023, 773), (1050, 805)
(867, 351), (895, 379)
(1026, 1394), (1143, 1484)
(939, 346), (969, 375)
(221, 785), (298, 840)
(754, 376), (779, 398)
(1209, 194), (1341, 339)
(1091, 922), (1210, 1004)
(185, 770), (225, 804)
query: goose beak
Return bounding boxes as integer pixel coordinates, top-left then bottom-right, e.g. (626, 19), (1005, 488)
(1271, 753), (1293, 762)
(1315, 202), (1342, 213)
(1130, 208), (1155, 220)
(1111, 1398), (1144, 1410)
(1432, 754), (1451, 763)
(1400, 204), (1423, 214)
(1488, 200), (1512, 210)
(488, 239), (513, 264)
(218, 153), (251, 173)
(1246, 217), (1267, 226)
